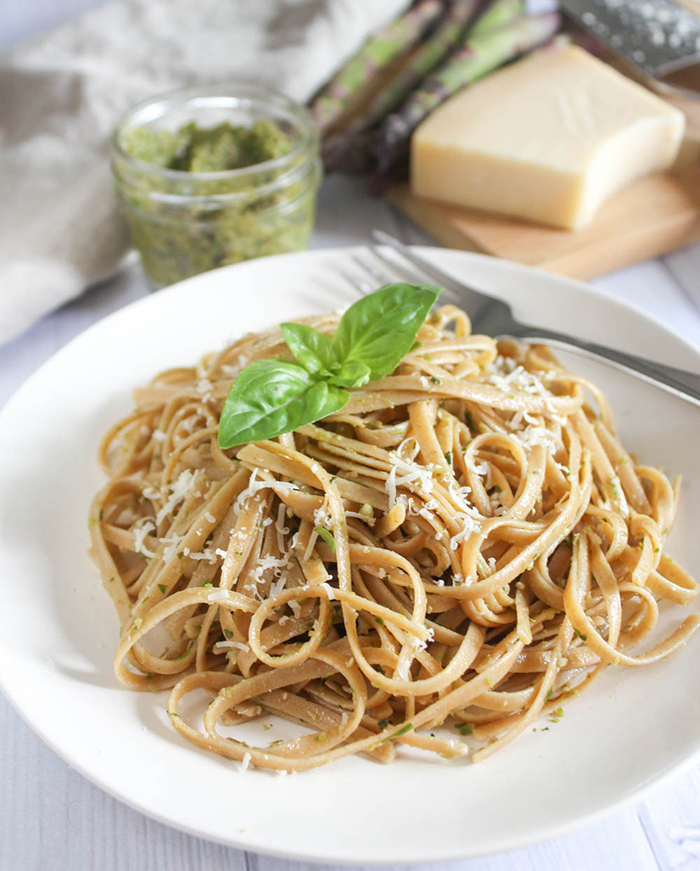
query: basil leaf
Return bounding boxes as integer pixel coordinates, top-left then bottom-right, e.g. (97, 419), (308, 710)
(281, 323), (338, 377)
(218, 284), (440, 447)
(218, 360), (348, 449)
(331, 283), (440, 380)
(331, 359), (371, 389)
(281, 323), (370, 388)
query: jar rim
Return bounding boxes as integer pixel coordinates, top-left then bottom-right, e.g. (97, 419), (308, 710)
(111, 82), (318, 182)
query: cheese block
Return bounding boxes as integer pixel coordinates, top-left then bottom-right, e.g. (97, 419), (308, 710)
(411, 45), (685, 230)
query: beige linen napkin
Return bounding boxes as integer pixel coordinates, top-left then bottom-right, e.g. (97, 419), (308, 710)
(0, 0), (408, 345)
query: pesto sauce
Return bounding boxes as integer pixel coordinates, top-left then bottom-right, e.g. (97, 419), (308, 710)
(115, 119), (319, 288)
(124, 120), (293, 172)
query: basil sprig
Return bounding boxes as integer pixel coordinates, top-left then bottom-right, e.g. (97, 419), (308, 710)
(217, 283), (440, 449)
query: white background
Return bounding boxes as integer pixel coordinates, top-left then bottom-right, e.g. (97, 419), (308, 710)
(2, 3), (700, 870)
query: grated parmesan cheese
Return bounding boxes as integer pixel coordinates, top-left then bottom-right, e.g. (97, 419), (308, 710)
(161, 534), (183, 564)
(252, 554), (290, 583)
(486, 363), (550, 398)
(449, 513), (481, 550)
(235, 469), (300, 513)
(313, 503), (331, 528)
(269, 575), (288, 597)
(213, 639), (249, 653)
(514, 425), (558, 452)
(132, 518), (156, 558)
(156, 470), (198, 524)
(386, 452), (435, 510)
(275, 503), (290, 555)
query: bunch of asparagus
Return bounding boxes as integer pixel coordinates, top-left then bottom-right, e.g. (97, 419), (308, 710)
(309, 0), (445, 135)
(307, 0), (562, 178)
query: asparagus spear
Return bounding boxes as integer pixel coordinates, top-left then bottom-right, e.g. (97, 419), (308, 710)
(334, 0), (485, 140)
(323, 0), (526, 174)
(308, 0), (445, 135)
(374, 11), (561, 175)
(469, 0), (524, 37)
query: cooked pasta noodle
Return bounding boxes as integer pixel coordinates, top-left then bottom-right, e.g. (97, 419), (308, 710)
(89, 304), (700, 771)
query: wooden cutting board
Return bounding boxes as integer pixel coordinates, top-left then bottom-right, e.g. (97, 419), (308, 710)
(389, 83), (700, 282)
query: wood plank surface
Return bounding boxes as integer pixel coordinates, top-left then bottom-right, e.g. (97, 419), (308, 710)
(389, 170), (700, 282)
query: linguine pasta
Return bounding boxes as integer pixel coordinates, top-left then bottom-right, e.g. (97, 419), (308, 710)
(89, 304), (700, 771)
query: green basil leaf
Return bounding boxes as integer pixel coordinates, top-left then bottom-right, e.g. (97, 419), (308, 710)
(331, 283), (440, 380)
(330, 359), (371, 389)
(281, 323), (370, 388)
(218, 360), (348, 449)
(281, 323), (338, 377)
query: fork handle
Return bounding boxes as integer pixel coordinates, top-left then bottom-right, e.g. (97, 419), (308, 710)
(516, 325), (700, 407)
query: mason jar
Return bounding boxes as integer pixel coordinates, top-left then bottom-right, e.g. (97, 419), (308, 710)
(111, 83), (322, 289)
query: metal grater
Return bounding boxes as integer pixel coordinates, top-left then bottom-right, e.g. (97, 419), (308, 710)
(560, 0), (700, 98)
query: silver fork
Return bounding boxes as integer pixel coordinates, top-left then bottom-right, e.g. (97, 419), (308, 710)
(350, 230), (700, 408)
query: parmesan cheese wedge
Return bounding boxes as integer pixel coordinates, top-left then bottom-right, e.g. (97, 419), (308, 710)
(411, 46), (685, 230)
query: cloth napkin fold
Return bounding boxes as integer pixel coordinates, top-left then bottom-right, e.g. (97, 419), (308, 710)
(0, 0), (408, 346)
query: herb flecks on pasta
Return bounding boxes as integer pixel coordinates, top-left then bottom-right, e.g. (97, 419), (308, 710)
(89, 293), (700, 772)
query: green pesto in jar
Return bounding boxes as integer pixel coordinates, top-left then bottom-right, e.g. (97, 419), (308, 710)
(123, 120), (293, 173)
(112, 103), (321, 288)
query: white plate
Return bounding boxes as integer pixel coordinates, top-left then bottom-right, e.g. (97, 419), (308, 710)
(1, 247), (699, 865)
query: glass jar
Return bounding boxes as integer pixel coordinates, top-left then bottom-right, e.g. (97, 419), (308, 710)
(111, 83), (322, 289)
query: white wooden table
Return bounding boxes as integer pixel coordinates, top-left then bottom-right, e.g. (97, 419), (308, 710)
(3, 4), (700, 870)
